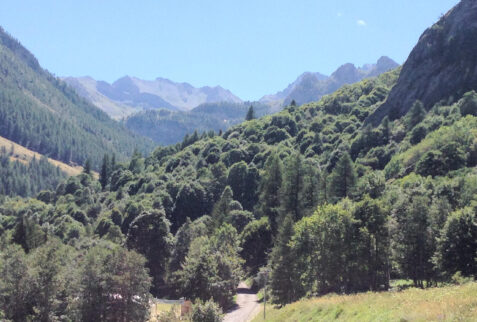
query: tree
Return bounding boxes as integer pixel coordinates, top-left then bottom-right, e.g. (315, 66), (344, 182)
(27, 240), (73, 322)
(302, 161), (321, 216)
(257, 153), (283, 234)
(227, 161), (258, 211)
(435, 207), (477, 279)
(12, 214), (46, 253)
(269, 214), (299, 304)
(172, 182), (208, 232)
(83, 158), (92, 175)
(291, 204), (354, 295)
(392, 195), (435, 287)
(178, 224), (243, 308)
(329, 152), (357, 202)
(245, 105), (255, 121)
(79, 245), (151, 322)
(280, 153), (305, 222)
(351, 197), (390, 291)
(100, 154), (111, 190)
(240, 217), (272, 274)
(126, 210), (173, 295)
(190, 299), (223, 322)
(459, 90), (477, 116)
(211, 186), (234, 226)
(406, 100), (426, 129)
(0, 244), (32, 321)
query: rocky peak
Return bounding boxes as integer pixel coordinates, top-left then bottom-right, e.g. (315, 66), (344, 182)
(367, 0), (477, 125)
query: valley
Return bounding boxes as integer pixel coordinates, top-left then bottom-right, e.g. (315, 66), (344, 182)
(0, 1), (476, 322)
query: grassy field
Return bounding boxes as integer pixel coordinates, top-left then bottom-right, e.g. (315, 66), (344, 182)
(0, 136), (85, 177)
(252, 282), (477, 322)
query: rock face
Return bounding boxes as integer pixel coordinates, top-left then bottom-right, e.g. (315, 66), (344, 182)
(367, 0), (477, 125)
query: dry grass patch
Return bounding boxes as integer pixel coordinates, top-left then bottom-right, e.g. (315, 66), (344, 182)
(0, 136), (86, 177)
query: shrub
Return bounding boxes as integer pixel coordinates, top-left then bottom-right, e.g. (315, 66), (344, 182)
(190, 299), (223, 322)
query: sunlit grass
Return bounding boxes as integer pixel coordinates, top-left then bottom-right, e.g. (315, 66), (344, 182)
(253, 282), (477, 321)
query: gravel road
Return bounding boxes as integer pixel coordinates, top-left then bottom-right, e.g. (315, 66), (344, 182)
(223, 282), (261, 322)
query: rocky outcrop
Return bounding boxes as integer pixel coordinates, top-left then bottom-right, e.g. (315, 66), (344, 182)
(367, 0), (477, 125)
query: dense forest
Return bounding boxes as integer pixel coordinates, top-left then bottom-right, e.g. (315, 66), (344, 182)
(0, 27), (154, 170)
(1, 0), (477, 321)
(124, 102), (270, 145)
(0, 147), (66, 198)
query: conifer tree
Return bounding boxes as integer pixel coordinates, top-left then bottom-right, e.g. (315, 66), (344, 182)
(269, 214), (298, 304)
(83, 158), (91, 175)
(100, 154), (110, 190)
(211, 186), (234, 225)
(245, 105), (255, 121)
(406, 100), (426, 129)
(280, 153), (305, 221)
(329, 152), (357, 202)
(257, 153), (283, 234)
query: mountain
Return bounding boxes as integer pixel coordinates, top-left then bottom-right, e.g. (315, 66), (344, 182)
(259, 72), (328, 108)
(368, 0), (477, 125)
(261, 56), (399, 107)
(124, 102), (270, 145)
(61, 76), (142, 119)
(0, 27), (154, 169)
(63, 75), (243, 118)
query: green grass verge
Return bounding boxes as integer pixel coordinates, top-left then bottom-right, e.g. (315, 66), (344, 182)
(252, 282), (477, 321)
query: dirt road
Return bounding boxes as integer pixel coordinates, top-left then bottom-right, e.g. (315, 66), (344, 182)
(223, 282), (261, 322)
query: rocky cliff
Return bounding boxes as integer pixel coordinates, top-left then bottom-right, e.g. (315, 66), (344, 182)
(367, 0), (477, 125)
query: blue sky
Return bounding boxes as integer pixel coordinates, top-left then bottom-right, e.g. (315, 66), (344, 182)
(0, 0), (459, 101)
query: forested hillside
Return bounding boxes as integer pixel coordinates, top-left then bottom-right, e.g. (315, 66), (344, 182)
(0, 27), (154, 169)
(0, 1), (477, 321)
(124, 102), (270, 145)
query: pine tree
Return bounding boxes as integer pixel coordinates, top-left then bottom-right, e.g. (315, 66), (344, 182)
(406, 100), (426, 129)
(211, 186), (234, 226)
(302, 161), (321, 215)
(245, 105), (255, 121)
(83, 158), (91, 175)
(269, 214), (298, 304)
(329, 152), (357, 202)
(257, 153), (283, 234)
(280, 153), (305, 221)
(100, 154), (110, 190)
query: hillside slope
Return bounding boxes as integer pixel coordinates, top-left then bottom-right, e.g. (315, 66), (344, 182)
(0, 27), (154, 169)
(124, 102), (271, 145)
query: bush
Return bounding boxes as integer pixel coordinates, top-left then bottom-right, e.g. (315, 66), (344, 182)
(190, 299), (223, 322)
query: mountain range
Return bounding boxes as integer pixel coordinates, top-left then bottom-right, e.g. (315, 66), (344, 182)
(62, 75), (243, 119)
(65, 57), (398, 120)
(260, 56), (399, 108)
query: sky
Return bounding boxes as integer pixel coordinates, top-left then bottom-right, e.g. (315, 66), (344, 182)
(0, 0), (459, 101)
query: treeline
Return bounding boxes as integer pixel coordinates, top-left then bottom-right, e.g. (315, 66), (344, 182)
(0, 148), (66, 198)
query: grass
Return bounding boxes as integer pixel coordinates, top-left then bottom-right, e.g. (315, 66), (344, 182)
(252, 282), (477, 321)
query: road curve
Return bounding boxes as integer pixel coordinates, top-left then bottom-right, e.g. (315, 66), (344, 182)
(223, 282), (261, 322)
